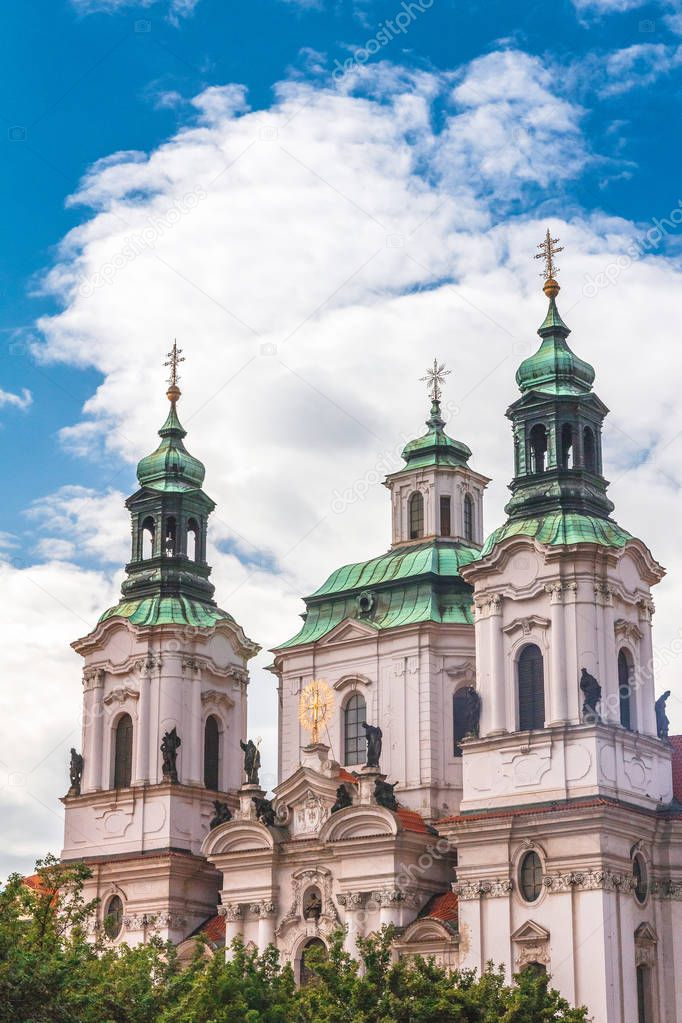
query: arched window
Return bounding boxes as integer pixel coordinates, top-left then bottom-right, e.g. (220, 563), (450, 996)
(300, 937), (326, 986)
(529, 424), (548, 473)
(519, 850), (543, 902)
(409, 492), (424, 540)
(141, 516), (155, 559)
(633, 854), (648, 905)
(103, 895), (124, 940)
(560, 423), (573, 469)
(439, 495), (451, 537)
(164, 517), (177, 557)
(186, 518), (199, 561)
(463, 493), (474, 542)
(583, 427), (596, 472)
(618, 648), (634, 730)
(113, 714), (133, 789)
(204, 715), (220, 790)
(343, 693), (366, 766)
(518, 644), (545, 731)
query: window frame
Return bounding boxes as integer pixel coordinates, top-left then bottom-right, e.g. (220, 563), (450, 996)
(408, 491), (424, 540)
(113, 713), (133, 789)
(343, 692), (367, 767)
(203, 714), (221, 791)
(518, 850), (544, 903)
(517, 644), (546, 732)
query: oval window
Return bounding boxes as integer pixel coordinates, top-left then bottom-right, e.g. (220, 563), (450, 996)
(633, 854), (648, 905)
(103, 895), (124, 939)
(519, 850), (543, 903)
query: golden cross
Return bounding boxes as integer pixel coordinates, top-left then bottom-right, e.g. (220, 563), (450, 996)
(164, 340), (185, 388)
(534, 228), (564, 280)
(420, 358), (450, 403)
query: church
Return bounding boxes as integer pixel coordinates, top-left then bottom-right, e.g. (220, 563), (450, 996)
(60, 235), (682, 1023)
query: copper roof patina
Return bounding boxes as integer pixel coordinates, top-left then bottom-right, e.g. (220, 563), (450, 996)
(277, 540), (478, 649)
(99, 595), (235, 629)
(481, 511), (632, 556)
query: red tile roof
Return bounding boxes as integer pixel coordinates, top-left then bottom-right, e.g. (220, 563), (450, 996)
(21, 873), (55, 896)
(189, 913), (225, 946)
(670, 734), (682, 801)
(396, 807), (430, 834)
(338, 769), (358, 785)
(439, 797), (620, 826)
(419, 891), (458, 925)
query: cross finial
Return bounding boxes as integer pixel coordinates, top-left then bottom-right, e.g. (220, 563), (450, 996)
(164, 340), (185, 401)
(534, 228), (564, 281)
(420, 358), (450, 404)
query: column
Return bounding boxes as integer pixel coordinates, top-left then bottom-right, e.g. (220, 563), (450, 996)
(185, 658), (203, 786)
(376, 890), (403, 928)
(338, 893), (365, 958)
(222, 904), (243, 959)
(133, 667), (150, 785)
(488, 595), (506, 734)
(84, 669), (105, 791)
(599, 585), (617, 723)
(547, 584), (568, 724)
(637, 599), (658, 736)
(254, 902), (277, 952)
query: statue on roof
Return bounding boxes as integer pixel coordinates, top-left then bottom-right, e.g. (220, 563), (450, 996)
(655, 691), (671, 740)
(209, 800), (233, 830)
(361, 721), (383, 769)
(253, 795), (277, 827)
(161, 728), (181, 783)
(374, 778), (398, 811)
(331, 784), (353, 814)
(240, 738), (261, 786)
(68, 748), (84, 797)
(580, 668), (602, 724)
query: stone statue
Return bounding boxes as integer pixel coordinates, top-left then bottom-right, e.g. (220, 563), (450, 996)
(330, 784), (353, 814)
(161, 727), (181, 784)
(374, 778), (398, 811)
(461, 686), (481, 738)
(209, 800), (233, 830)
(240, 738), (261, 786)
(580, 668), (602, 724)
(253, 795), (277, 827)
(361, 722), (383, 769)
(655, 691), (671, 740)
(303, 889), (323, 921)
(68, 748), (84, 796)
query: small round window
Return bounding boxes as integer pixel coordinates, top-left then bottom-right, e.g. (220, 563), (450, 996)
(519, 851), (543, 903)
(633, 854), (648, 905)
(103, 895), (124, 939)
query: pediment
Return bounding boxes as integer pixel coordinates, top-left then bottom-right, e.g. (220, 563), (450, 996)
(318, 804), (398, 843)
(511, 920), (550, 944)
(201, 819), (275, 857)
(400, 918), (457, 945)
(318, 619), (379, 646)
(634, 922), (657, 945)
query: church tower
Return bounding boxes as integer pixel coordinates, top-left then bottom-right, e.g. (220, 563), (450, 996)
(61, 346), (259, 945)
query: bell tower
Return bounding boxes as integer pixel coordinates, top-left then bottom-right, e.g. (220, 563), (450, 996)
(458, 233), (671, 813)
(61, 345), (259, 946)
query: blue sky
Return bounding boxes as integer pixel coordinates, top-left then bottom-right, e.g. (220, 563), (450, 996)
(2, 0), (682, 875)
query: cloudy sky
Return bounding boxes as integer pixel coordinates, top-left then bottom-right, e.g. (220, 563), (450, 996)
(1, 0), (682, 877)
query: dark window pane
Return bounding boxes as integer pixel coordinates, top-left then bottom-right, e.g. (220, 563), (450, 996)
(409, 492), (424, 539)
(204, 715), (220, 790)
(519, 851), (543, 902)
(518, 645), (545, 731)
(344, 693), (367, 766)
(618, 649), (632, 730)
(104, 895), (123, 939)
(463, 494), (473, 541)
(440, 496), (451, 537)
(113, 714), (133, 789)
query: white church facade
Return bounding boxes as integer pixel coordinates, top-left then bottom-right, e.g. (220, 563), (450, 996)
(60, 255), (682, 1023)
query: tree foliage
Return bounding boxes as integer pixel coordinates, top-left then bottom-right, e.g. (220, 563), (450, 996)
(0, 857), (589, 1023)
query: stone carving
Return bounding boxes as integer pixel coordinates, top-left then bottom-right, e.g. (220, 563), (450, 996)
(67, 748), (84, 797)
(103, 686), (139, 705)
(294, 790), (329, 834)
(303, 889), (323, 921)
(615, 618), (643, 643)
(209, 800), (232, 829)
(123, 911), (186, 931)
(542, 870), (635, 893)
(655, 691), (671, 740)
(580, 668), (602, 724)
(240, 738), (261, 785)
(371, 888), (405, 907)
(374, 778), (398, 811)
(279, 868), (339, 929)
(336, 891), (366, 910)
(460, 686), (481, 739)
(221, 903), (243, 922)
(83, 667), (105, 688)
(637, 598), (655, 623)
(253, 795), (277, 827)
(453, 879), (514, 900)
(249, 900), (276, 918)
(161, 728), (181, 784)
(136, 656), (162, 673)
(331, 784), (353, 814)
(361, 722), (382, 768)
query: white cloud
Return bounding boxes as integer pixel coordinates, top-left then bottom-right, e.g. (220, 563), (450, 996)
(599, 42), (682, 95)
(70, 0), (200, 25)
(4, 50), (682, 875)
(0, 387), (32, 411)
(572, 0), (646, 9)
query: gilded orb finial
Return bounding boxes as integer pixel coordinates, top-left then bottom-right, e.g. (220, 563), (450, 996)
(534, 228), (564, 296)
(164, 340), (185, 402)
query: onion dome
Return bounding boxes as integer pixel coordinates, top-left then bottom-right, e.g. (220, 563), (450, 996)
(136, 397), (206, 493)
(401, 399), (472, 469)
(516, 278), (595, 396)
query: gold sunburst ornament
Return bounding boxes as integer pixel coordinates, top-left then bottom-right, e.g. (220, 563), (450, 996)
(299, 679), (335, 744)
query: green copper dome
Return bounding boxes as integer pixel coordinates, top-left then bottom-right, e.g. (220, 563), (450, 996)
(516, 287), (595, 396)
(136, 401), (206, 492)
(401, 400), (472, 469)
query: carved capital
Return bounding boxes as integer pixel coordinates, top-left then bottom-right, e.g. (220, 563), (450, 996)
(337, 891), (367, 911)
(221, 903), (243, 922)
(83, 667), (105, 689)
(103, 686), (139, 706)
(136, 656), (162, 674)
(637, 598), (655, 624)
(594, 583), (614, 606)
(453, 878), (513, 900)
